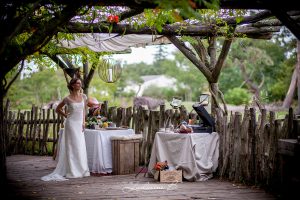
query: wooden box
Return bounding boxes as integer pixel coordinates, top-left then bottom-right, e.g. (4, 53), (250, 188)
(111, 138), (140, 175)
(156, 170), (183, 183)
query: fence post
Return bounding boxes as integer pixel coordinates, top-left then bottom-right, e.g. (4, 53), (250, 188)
(249, 108), (256, 184)
(159, 104), (165, 129)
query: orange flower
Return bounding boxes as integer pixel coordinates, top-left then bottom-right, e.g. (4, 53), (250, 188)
(154, 161), (168, 171)
(107, 15), (119, 23)
(113, 15), (119, 23)
(107, 15), (114, 23)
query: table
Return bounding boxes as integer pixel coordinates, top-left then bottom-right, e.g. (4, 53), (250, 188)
(148, 131), (219, 181)
(84, 128), (134, 174)
(57, 128), (134, 174)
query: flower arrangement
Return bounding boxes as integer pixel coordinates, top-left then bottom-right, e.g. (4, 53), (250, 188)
(86, 116), (98, 128)
(86, 115), (110, 129)
(153, 161), (169, 171)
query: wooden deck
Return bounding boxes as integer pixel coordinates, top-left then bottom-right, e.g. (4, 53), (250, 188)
(5, 155), (277, 200)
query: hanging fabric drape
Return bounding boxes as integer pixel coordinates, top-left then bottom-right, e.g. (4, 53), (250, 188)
(58, 33), (170, 52)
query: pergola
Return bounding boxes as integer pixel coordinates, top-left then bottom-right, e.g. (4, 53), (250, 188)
(1, 0), (300, 184)
(64, 0), (300, 39)
(49, 0), (300, 117)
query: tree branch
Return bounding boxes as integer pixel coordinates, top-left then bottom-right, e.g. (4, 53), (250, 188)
(238, 61), (261, 97)
(218, 89), (228, 116)
(208, 37), (217, 71)
(4, 59), (25, 94)
(190, 37), (210, 68)
(167, 35), (213, 81)
(258, 73), (265, 89)
(119, 7), (145, 21)
(271, 9), (300, 40)
(1, 2), (83, 80)
(84, 62), (96, 89)
(212, 26), (236, 81)
(209, 84), (225, 116)
(0, 1), (41, 55)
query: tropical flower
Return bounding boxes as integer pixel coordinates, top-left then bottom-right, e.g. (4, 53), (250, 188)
(107, 15), (119, 23)
(153, 161), (169, 171)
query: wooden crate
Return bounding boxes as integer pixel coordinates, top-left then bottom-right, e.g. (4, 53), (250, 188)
(159, 170), (183, 183)
(112, 138), (140, 175)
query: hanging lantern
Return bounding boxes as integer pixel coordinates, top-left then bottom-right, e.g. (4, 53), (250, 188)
(98, 59), (122, 83)
(170, 96), (182, 109)
(199, 93), (210, 106)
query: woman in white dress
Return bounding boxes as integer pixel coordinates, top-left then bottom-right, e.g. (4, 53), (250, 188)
(41, 77), (90, 181)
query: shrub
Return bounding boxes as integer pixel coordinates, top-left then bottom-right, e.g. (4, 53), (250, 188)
(224, 87), (251, 105)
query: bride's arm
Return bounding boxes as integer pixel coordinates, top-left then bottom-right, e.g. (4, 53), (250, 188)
(83, 102), (86, 130)
(82, 94), (87, 131)
(55, 100), (67, 118)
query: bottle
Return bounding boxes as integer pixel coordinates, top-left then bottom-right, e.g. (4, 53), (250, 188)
(96, 114), (102, 127)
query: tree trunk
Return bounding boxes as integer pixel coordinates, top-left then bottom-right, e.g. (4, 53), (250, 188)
(297, 70), (300, 114)
(283, 66), (297, 108)
(297, 40), (300, 114)
(283, 40), (300, 110)
(0, 84), (7, 185)
(239, 61), (262, 99)
(83, 61), (89, 95)
(209, 82), (219, 118)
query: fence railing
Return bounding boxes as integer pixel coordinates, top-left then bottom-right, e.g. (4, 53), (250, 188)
(3, 99), (300, 189)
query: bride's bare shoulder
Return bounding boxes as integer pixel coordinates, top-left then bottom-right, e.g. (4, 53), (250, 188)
(82, 94), (87, 101)
(62, 95), (71, 104)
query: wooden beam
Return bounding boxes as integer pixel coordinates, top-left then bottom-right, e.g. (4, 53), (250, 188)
(61, 0), (300, 10)
(272, 10), (300, 40)
(86, 0), (300, 10)
(218, 0), (300, 10)
(65, 23), (277, 39)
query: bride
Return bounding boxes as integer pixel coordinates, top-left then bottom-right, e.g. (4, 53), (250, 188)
(41, 77), (90, 181)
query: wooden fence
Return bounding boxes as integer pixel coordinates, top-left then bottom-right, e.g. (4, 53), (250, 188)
(3, 99), (300, 190)
(218, 107), (299, 186)
(3, 100), (64, 155)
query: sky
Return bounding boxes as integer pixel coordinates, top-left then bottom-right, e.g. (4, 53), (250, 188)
(111, 44), (177, 65)
(21, 43), (178, 78)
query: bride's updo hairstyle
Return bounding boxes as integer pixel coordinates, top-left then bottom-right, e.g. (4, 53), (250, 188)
(67, 77), (82, 91)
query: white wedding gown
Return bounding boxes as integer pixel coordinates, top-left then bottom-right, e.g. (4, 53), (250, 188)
(41, 96), (90, 181)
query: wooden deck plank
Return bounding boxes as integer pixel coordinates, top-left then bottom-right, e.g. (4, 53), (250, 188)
(5, 155), (277, 200)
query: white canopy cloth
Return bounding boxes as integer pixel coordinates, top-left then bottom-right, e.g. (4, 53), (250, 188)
(148, 131), (219, 181)
(58, 33), (170, 52)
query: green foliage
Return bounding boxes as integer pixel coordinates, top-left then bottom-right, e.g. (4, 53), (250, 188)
(153, 45), (169, 61)
(224, 87), (251, 105)
(219, 65), (243, 94)
(89, 69), (120, 106)
(223, 38), (295, 103)
(267, 63), (293, 101)
(116, 50), (207, 102)
(7, 69), (69, 109)
(143, 9), (176, 32)
(155, 0), (201, 20)
(142, 85), (177, 100)
(169, 51), (207, 100)
(6, 32), (296, 110)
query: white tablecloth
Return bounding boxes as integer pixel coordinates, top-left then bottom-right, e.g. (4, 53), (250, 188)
(84, 129), (134, 174)
(57, 128), (134, 174)
(148, 131), (219, 181)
